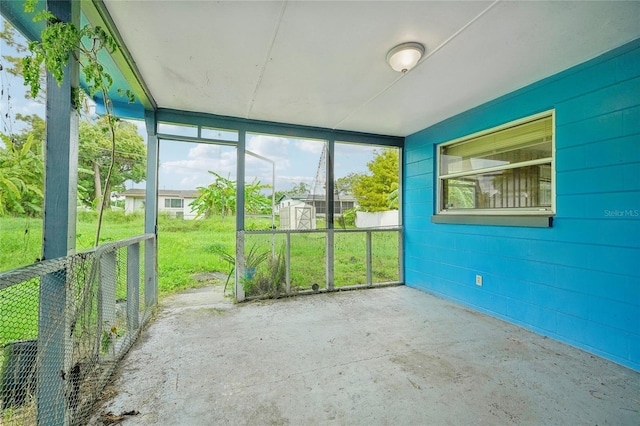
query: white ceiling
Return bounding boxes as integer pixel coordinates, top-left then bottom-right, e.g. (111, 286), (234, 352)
(103, 0), (640, 137)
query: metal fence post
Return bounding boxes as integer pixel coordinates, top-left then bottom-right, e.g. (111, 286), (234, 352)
(127, 243), (141, 331)
(235, 231), (246, 302)
(366, 231), (373, 286)
(98, 251), (117, 359)
(37, 271), (72, 425)
(144, 237), (157, 307)
(285, 232), (291, 294)
(326, 230), (334, 291)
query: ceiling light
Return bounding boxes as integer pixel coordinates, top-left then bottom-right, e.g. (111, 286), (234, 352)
(386, 42), (425, 73)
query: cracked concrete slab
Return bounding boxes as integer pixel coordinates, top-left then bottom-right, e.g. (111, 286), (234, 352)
(90, 285), (640, 425)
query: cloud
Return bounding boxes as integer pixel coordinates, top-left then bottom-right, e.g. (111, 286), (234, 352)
(161, 144), (236, 188)
(295, 139), (326, 155)
(186, 143), (235, 160)
(246, 135), (291, 178)
(246, 134), (290, 163)
(276, 175), (317, 192)
(179, 175), (209, 188)
(158, 122), (198, 137)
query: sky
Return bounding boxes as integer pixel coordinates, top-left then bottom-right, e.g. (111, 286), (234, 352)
(1, 15), (381, 195)
(154, 132), (379, 194)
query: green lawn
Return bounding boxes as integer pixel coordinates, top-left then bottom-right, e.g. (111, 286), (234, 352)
(1, 212), (399, 294)
(245, 230), (399, 293)
(1, 214), (238, 294)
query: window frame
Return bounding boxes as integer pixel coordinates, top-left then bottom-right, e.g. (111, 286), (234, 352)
(164, 198), (184, 209)
(434, 110), (556, 225)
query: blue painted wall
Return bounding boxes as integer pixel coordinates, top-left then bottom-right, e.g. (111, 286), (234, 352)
(403, 38), (640, 371)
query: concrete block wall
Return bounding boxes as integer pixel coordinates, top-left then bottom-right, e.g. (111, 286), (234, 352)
(403, 38), (640, 371)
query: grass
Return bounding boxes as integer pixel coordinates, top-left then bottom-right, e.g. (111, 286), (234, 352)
(156, 214), (237, 294)
(0, 212), (236, 293)
(0, 216), (44, 271)
(245, 230), (399, 292)
(1, 212), (399, 291)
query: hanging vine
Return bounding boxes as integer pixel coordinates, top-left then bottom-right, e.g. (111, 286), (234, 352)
(21, 0), (134, 246)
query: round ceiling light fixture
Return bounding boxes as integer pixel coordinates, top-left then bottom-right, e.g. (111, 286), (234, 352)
(386, 42), (425, 73)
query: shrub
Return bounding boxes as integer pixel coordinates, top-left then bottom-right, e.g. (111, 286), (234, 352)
(243, 244), (286, 298)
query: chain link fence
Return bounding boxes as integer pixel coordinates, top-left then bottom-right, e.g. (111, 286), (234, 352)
(0, 234), (156, 425)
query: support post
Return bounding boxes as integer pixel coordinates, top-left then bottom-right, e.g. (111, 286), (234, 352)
(127, 243), (141, 331)
(285, 232), (291, 294)
(326, 138), (335, 291)
(144, 111), (158, 307)
(144, 238), (156, 307)
(235, 231), (246, 302)
(398, 147), (404, 284)
(366, 231), (372, 286)
(98, 251), (117, 360)
(37, 1), (79, 424)
(235, 129), (246, 301)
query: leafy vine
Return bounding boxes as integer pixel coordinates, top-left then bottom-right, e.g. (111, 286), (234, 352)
(21, 0), (134, 246)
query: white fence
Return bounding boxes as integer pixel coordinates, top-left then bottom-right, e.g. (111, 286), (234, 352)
(355, 210), (399, 228)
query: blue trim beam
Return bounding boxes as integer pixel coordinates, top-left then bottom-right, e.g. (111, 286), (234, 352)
(0, 0), (45, 42)
(156, 109), (403, 148)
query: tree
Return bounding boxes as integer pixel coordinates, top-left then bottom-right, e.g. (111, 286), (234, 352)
(192, 172), (236, 220)
(1, 21), (29, 76)
(2, 21), (145, 211)
(20, 0), (137, 246)
(274, 181), (310, 203)
(0, 134), (44, 216)
(352, 148), (399, 212)
(191, 171), (272, 220)
(0, 114), (45, 216)
(1, 21), (46, 103)
(335, 172), (361, 196)
(17, 0), (141, 246)
(0, 108), (145, 214)
(77, 118), (146, 208)
(10, 114), (46, 149)
(287, 182), (309, 196)
(386, 182), (399, 209)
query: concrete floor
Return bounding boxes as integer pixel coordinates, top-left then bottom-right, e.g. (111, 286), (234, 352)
(91, 285), (640, 425)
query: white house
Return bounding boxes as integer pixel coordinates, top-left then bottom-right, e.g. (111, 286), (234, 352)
(122, 189), (200, 219)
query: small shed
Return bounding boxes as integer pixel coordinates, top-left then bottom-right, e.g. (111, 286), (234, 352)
(279, 203), (316, 230)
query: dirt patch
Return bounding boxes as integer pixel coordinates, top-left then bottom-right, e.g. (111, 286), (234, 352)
(391, 350), (458, 384)
(246, 401), (290, 426)
(193, 272), (227, 283)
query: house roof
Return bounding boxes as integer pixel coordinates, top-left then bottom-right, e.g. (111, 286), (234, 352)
(278, 194), (357, 203)
(121, 189), (200, 199)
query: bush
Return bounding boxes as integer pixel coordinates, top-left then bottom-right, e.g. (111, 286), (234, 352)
(337, 208), (357, 228)
(243, 244), (286, 298)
